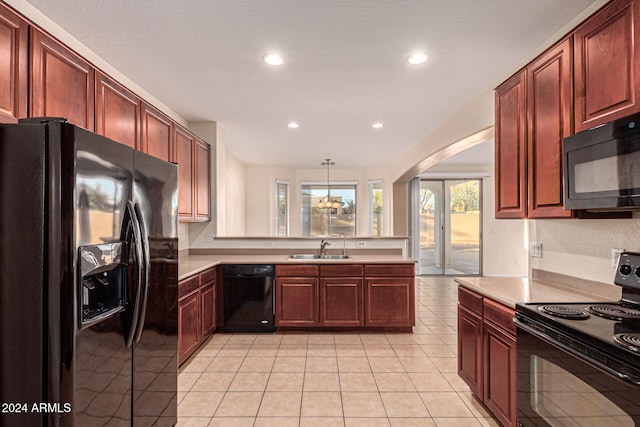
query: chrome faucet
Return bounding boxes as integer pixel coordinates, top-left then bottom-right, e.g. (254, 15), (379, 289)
(320, 239), (331, 257)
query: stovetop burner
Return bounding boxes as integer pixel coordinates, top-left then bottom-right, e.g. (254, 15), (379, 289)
(538, 305), (590, 319)
(613, 333), (640, 352)
(586, 304), (640, 322)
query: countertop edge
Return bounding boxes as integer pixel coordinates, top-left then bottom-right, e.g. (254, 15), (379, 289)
(179, 254), (417, 281)
(454, 276), (620, 309)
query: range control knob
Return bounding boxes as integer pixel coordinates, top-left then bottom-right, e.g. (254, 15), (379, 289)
(620, 264), (633, 275)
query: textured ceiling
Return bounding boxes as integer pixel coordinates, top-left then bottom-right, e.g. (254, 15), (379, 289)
(23, 0), (596, 169)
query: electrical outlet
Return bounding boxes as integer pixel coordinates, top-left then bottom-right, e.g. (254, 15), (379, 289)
(264, 241), (274, 248)
(530, 242), (542, 258)
(357, 241), (367, 247)
(204, 233), (215, 243)
(612, 248), (625, 267)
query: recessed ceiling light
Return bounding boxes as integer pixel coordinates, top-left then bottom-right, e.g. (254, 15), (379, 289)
(288, 122), (299, 129)
(407, 52), (428, 65)
(263, 53), (284, 65)
(372, 122), (384, 129)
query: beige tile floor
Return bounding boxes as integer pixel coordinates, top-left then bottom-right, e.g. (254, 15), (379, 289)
(177, 276), (500, 427)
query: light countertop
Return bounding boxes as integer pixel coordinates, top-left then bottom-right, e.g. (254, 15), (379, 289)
(179, 254), (417, 281)
(454, 276), (620, 309)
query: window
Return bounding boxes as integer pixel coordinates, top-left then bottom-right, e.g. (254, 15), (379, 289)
(276, 180), (289, 236)
(301, 183), (356, 236)
(368, 180), (383, 236)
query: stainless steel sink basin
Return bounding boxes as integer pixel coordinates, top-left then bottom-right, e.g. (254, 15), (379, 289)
(320, 254), (351, 260)
(286, 254), (351, 260)
(287, 254), (319, 259)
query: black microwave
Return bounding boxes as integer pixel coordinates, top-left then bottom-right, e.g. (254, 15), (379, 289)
(564, 112), (640, 210)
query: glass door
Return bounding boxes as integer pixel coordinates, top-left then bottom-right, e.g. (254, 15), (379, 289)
(419, 179), (481, 275)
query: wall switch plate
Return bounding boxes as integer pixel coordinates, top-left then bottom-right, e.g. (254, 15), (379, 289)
(264, 241), (274, 247)
(205, 233), (215, 243)
(530, 242), (542, 258)
(612, 248), (625, 267)
(357, 241), (367, 247)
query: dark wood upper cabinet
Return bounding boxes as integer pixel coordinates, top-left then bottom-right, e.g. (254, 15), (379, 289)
(495, 71), (527, 219)
(30, 28), (95, 130)
(0, 3), (27, 123)
(95, 71), (141, 149)
(194, 137), (211, 221)
(175, 124), (195, 220)
(527, 39), (573, 218)
(141, 102), (173, 162)
(574, 0), (640, 131)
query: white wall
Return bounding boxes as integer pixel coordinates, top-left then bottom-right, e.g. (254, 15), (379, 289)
(529, 217), (640, 284)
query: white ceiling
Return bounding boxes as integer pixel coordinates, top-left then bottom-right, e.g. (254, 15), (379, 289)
(23, 0), (596, 169)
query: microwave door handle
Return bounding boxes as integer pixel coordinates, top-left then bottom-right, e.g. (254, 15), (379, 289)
(125, 201), (144, 348)
(132, 202), (149, 343)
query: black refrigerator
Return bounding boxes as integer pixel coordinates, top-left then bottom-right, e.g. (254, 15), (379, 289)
(0, 118), (179, 427)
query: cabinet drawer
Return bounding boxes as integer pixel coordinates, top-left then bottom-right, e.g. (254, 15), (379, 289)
(483, 298), (516, 336)
(320, 264), (363, 277)
(276, 264), (319, 277)
(199, 267), (216, 285)
(179, 275), (199, 298)
(458, 286), (483, 315)
(363, 264), (414, 277)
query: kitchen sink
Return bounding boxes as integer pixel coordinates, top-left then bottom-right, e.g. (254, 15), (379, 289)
(286, 254), (351, 260)
(287, 254), (319, 259)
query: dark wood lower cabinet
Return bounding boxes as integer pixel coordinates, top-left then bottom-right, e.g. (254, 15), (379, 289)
(275, 263), (414, 331)
(458, 304), (483, 399)
(178, 267), (217, 365)
(275, 277), (318, 327)
(483, 320), (517, 427)
(319, 278), (363, 327)
(178, 290), (200, 366)
(457, 285), (517, 427)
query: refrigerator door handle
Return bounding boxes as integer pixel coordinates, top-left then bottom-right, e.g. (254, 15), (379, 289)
(125, 201), (144, 348)
(133, 202), (150, 343)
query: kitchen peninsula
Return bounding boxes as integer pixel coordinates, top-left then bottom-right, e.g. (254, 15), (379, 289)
(177, 238), (417, 364)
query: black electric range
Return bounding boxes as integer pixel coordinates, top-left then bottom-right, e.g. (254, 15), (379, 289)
(516, 252), (640, 376)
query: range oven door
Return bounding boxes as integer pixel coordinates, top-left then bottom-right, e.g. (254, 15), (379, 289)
(516, 323), (640, 427)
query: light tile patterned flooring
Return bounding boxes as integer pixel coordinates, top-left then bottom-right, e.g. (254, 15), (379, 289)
(177, 276), (500, 427)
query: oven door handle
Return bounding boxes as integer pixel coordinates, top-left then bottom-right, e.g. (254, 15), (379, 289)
(515, 319), (640, 386)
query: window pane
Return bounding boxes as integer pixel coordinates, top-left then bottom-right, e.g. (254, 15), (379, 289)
(276, 182), (288, 236)
(370, 181), (383, 236)
(302, 184), (356, 236)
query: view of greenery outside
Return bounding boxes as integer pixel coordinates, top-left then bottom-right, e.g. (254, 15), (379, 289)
(276, 182), (288, 236)
(371, 186), (382, 236)
(303, 185), (356, 236)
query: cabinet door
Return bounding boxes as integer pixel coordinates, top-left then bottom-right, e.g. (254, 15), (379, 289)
(495, 71), (527, 219)
(200, 281), (216, 338)
(574, 0), (640, 131)
(194, 138), (211, 221)
(319, 278), (363, 327)
(95, 71), (141, 149)
(178, 290), (200, 365)
(364, 278), (415, 328)
(275, 277), (318, 327)
(175, 125), (195, 220)
(527, 39), (573, 218)
(483, 321), (517, 427)
(30, 28), (95, 130)
(0, 3), (27, 123)
(141, 102), (173, 161)
(458, 305), (483, 399)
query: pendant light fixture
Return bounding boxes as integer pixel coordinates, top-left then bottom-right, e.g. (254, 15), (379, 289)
(317, 158), (342, 210)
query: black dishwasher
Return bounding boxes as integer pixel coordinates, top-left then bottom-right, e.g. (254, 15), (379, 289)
(223, 264), (275, 333)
